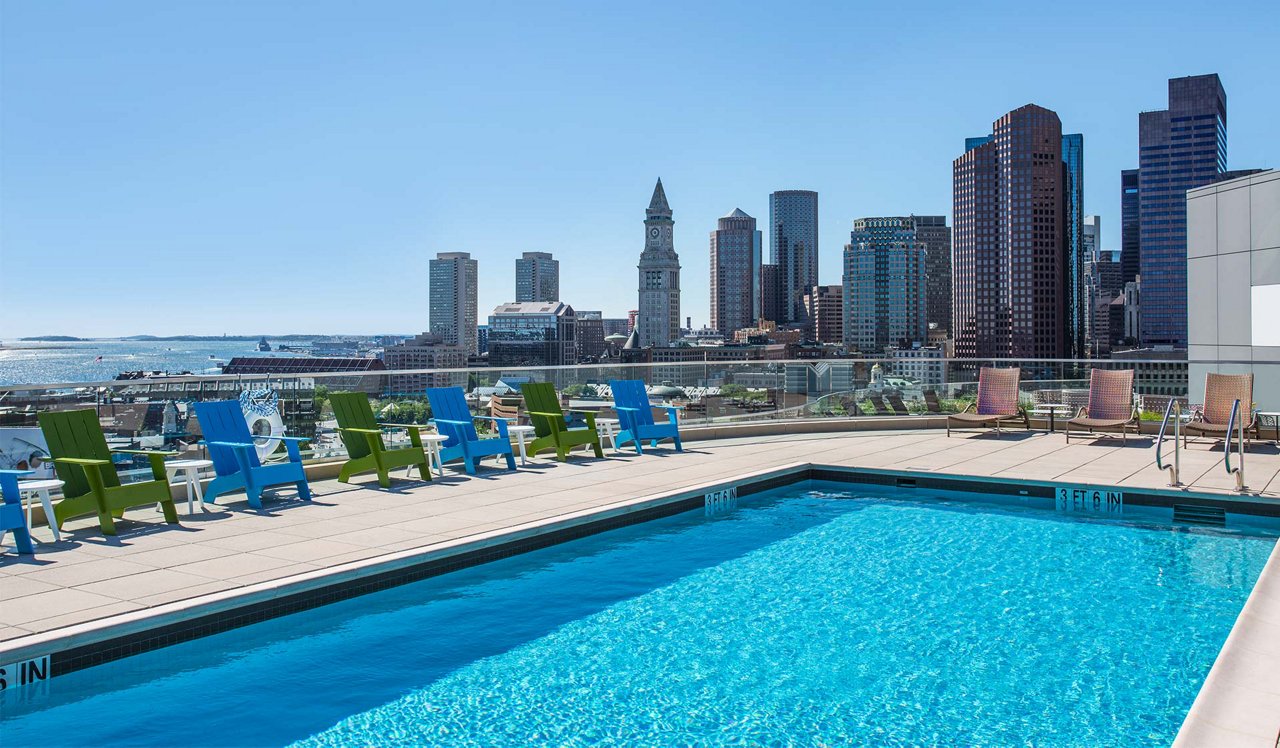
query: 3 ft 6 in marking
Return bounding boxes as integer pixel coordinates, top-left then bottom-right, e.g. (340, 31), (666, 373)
(0, 655), (49, 691)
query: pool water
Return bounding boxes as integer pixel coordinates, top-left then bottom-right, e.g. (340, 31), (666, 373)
(1, 483), (1274, 746)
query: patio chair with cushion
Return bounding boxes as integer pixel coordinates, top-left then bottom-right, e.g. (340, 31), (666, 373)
(1184, 373), (1255, 447)
(946, 367), (1029, 437)
(1064, 369), (1137, 443)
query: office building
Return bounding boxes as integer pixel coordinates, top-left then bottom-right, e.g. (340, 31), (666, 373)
(602, 318), (630, 338)
(769, 190), (819, 326)
(1062, 133), (1086, 359)
(487, 302), (578, 368)
(803, 285), (844, 344)
(384, 332), (469, 393)
(760, 264), (782, 323)
(575, 310), (607, 362)
(843, 217), (929, 352)
(476, 325), (489, 355)
(637, 179), (681, 346)
(952, 104), (1073, 359)
(1137, 74), (1227, 348)
(1121, 169), (1141, 284)
(1186, 170), (1279, 408)
(912, 215), (952, 334)
(429, 251), (478, 355)
(515, 251), (559, 303)
(709, 208), (762, 337)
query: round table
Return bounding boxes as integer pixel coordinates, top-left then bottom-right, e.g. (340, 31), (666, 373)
(505, 425), (535, 465)
(1032, 403), (1072, 433)
(166, 459), (214, 515)
(17, 478), (64, 542)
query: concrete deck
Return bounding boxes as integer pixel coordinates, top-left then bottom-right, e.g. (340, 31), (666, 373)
(3, 427), (1280, 741)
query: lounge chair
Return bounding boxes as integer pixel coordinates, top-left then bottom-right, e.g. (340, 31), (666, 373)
(1185, 373), (1255, 447)
(330, 391), (431, 488)
(946, 367), (1029, 437)
(609, 379), (683, 454)
(425, 387), (517, 474)
(923, 390), (944, 414)
(887, 394), (911, 415)
(870, 395), (894, 416)
(193, 400), (313, 509)
(1064, 369), (1138, 443)
(37, 408), (180, 535)
(523, 382), (604, 461)
(0, 469), (36, 555)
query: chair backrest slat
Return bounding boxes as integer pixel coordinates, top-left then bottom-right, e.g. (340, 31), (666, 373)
(521, 382), (562, 439)
(38, 409), (122, 499)
(193, 400), (262, 475)
(976, 367), (1021, 416)
(1203, 373), (1253, 425)
(426, 388), (478, 445)
(1086, 369), (1135, 421)
(329, 392), (380, 459)
(609, 380), (655, 427)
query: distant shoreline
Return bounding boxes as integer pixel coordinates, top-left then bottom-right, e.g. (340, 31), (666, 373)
(15, 334), (408, 342)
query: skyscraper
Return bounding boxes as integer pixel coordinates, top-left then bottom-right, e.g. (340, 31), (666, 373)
(1137, 74), (1227, 348)
(709, 208), (762, 337)
(636, 179), (681, 347)
(429, 251), (478, 355)
(953, 105), (1070, 359)
(803, 285), (844, 345)
(1120, 169), (1140, 285)
(909, 215), (952, 335)
(842, 217), (929, 352)
(768, 190), (819, 327)
(1061, 133), (1087, 359)
(515, 251), (559, 303)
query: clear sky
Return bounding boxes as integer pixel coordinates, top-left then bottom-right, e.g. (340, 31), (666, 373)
(1, 0), (1275, 338)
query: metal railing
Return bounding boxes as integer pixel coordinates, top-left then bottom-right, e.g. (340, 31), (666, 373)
(1156, 399), (1182, 487)
(1225, 398), (1246, 493)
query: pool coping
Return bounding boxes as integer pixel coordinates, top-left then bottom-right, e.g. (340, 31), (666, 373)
(2, 462), (1279, 743)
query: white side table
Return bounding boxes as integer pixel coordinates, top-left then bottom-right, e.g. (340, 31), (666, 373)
(166, 459), (213, 515)
(406, 434), (450, 479)
(595, 418), (620, 451)
(505, 425), (535, 466)
(18, 478), (63, 542)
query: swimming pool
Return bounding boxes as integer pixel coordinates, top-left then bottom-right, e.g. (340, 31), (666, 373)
(1, 482), (1273, 746)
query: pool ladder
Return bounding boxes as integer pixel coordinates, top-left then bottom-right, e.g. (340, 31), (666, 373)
(1224, 398), (1247, 493)
(1155, 400), (1182, 488)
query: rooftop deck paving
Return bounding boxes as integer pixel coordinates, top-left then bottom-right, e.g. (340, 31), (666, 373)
(3, 427), (1280, 741)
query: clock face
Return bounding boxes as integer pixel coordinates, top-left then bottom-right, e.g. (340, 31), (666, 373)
(649, 227), (660, 239)
(663, 226), (672, 240)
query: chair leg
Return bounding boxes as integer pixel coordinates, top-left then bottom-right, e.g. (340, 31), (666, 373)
(158, 499), (179, 524)
(415, 461), (432, 481)
(591, 439), (604, 459)
(505, 453), (517, 471)
(245, 482), (264, 509)
(672, 434), (683, 452)
(376, 469), (391, 489)
(96, 500), (117, 536)
(296, 480), (312, 501)
(463, 457), (477, 475)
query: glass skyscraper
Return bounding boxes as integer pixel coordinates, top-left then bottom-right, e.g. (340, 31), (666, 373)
(1137, 74), (1227, 348)
(843, 216), (930, 353)
(1120, 169), (1140, 286)
(429, 251), (478, 355)
(1061, 133), (1086, 359)
(709, 208), (762, 337)
(515, 251), (559, 303)
(768, 190), (819, 327)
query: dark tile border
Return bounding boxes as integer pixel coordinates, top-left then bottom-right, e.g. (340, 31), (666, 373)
(19, 464), (1280, 682)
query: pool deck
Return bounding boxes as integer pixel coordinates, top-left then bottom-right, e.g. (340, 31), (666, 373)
(4, 426), (1280, 742)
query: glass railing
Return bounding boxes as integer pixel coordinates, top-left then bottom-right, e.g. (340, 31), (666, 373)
(1, 358), (1274, 478)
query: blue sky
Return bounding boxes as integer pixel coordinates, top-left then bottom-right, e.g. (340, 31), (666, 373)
(1, 0), (1275, 338)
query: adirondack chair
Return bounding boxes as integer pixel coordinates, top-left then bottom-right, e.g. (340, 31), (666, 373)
(193, 400), (312, 509)
(425, 387), (517, 475)
(330, 392), (431, 488)
(523, 382), (604, 461)
(609, 379), (683, 454)
(37, 409), (180, 535)
(0, 469), (36, 555)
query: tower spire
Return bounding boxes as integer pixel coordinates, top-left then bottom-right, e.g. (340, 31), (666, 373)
(647, 178), (670, 216)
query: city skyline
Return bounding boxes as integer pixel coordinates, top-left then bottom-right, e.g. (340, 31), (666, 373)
(2, 1), (1276, 337)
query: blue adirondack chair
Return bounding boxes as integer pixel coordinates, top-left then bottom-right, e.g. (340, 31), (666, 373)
(193, 400), (312, 509)
(609, 379), (683, 454)
(425, 387), (517, 475)
(0, 469), (36, 556)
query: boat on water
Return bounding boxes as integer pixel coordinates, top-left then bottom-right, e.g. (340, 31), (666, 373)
(256, 337), (272, 352)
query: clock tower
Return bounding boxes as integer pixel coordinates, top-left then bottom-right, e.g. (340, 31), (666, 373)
(637, 178), (682, 346)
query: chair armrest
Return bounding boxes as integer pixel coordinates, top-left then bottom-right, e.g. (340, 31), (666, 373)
(0, 469), (35, 476)
(209, 440), (255, 450)
(279, 436), (310, 443)
(53, 457), (113, 492)
(380, 422), (429, 430)
(54, 457), (112, 466)
(432, 418), (473, 427)
(528, 410), (567, 419)
(112, 448), (179, 457)
(616, 406), (642, 412)
(662, 406), (681, 423)
(472, 415), (513, 423)
(338, 427), (384, 435)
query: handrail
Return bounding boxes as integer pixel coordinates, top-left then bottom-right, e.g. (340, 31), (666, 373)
(1155, 398), (1181, 487)
(1225, 398), (1246, 492)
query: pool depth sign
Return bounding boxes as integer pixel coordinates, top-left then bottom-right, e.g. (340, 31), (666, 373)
(0, 654), (49, 691)
(1056, 486), (1123, 515)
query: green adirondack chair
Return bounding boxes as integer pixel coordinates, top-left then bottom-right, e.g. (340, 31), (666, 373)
(37, 409), (180, 536)
(330, 392), (432, 488)
(523, 382), (604, 461)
